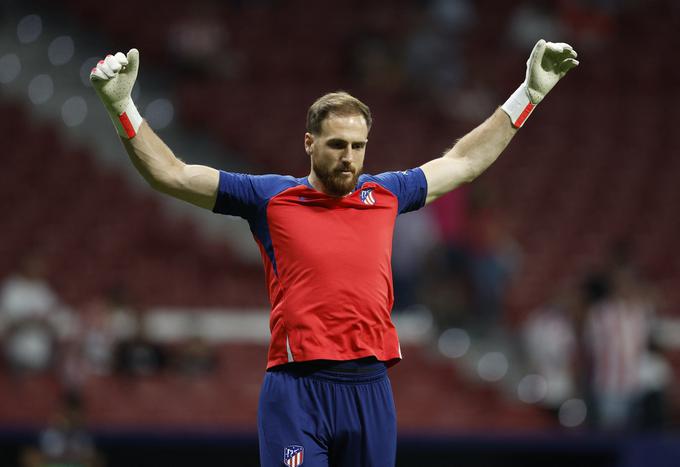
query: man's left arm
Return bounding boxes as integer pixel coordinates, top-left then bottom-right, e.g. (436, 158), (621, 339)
(421, 39), (579, 205)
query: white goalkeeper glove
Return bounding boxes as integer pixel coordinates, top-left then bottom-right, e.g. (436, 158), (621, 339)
(90, 49), (143, 138)
(501, 39), (579, 128)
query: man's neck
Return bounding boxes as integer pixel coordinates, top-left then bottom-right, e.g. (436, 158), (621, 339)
(307, 171), (325, 193)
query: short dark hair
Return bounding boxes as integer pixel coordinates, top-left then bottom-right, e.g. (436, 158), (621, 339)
(306, 91), (372, 135)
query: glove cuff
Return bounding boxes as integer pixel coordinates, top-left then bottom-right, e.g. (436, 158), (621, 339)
(109, 99), (142, 139)
(501, 83), (535, 128)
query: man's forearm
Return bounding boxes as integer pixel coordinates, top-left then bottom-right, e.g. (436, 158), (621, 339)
(120, 120), (220, 209)
(421, 108), (517, 204)
(121, 120), (184, 191)
(443, 107), (517, 181)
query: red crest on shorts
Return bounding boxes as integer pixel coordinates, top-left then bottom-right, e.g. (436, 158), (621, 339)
(284, 444), (304, 466)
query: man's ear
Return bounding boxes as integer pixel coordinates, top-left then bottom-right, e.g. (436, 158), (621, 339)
(304, 132), (314, 155)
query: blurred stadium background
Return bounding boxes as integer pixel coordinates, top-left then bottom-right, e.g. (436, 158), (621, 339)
(1, 0), (680, 465)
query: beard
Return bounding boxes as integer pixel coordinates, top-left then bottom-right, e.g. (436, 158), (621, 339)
(312, 158), (362, 196)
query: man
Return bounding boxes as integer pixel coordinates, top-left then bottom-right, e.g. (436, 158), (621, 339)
(90, 39), (577, 466)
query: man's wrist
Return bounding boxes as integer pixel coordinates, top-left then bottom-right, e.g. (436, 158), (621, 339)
(501, 83), (535, 128)
(109, 99), (142, 139)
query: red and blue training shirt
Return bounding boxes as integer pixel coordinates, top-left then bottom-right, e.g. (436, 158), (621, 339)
(212, 168), (428, 369)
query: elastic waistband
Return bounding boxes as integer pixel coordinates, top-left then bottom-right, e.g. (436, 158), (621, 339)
(269, 357), (388, 384)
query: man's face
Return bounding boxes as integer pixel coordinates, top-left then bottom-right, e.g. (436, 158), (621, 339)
(306, 114), (368, 196)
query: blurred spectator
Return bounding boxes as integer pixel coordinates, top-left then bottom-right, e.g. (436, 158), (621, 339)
(413, 185), (521, 333)
(444, 80), (495, 124)
(583, 266), (656, 430)
(60, 298), (121, 392)
(420, 189), (474, 329)
(21, 391), (103, 467)
(522, 288), (579, 411)
(2, 319), (57, 374)
(466, 186), (522, 335)
(429, 187), (470, 263)
(166, 4), (239, 78)
(429, 0), (477, 33)
(419, 247), (471, 330)
(79, 299), (117, 376)
(0, 255), (58, 321)
(403, 0), (475, 107)
(392, 207), (439, 310)
(633, 337), (672, 430)
(557, 0), (618, 49)
(507, 1), (566, 50)
(173, 335), (218, 378)
(349, 33), (405, 94)
(0, 255), (71, 373)
(113, 309), (168, 377)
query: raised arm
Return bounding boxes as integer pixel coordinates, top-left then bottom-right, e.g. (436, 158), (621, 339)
(90, 49), (219, 210)
(421, 39), (579, 205)
(421, 108), (515, 204)
(121, 121), (218, 209)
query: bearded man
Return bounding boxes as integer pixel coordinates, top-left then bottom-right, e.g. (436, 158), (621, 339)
(90, 39), (577, 466)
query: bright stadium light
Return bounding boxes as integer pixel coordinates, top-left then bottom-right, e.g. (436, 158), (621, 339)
(61, 96), (87, 127)
(517, 374), (548, 404)
(28, 74), (53, 104)
(17, 14), (42, 44)
(146, 98), (174, 130)
(477, 352), (508, 382)
(558, 398), (587, 428)
(437, 328), (470, 358)
(0, 54), (21, 84)
(48, 35), (75, 66)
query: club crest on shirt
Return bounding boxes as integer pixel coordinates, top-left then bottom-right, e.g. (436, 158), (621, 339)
(284, 444), (304, 466)
(360, 188), (376, 205)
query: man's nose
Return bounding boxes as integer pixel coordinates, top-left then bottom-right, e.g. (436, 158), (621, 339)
(340, 147), (353, 161)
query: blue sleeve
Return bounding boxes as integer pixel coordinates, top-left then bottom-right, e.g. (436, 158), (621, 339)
(369, 167), (428, 214)
(211, 171), (298, 219)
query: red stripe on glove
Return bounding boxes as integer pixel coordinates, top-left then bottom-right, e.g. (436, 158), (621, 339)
(515, 102), (535, 127)
(119, 112), (136, 138)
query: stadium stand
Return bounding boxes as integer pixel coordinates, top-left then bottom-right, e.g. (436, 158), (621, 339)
(0, 100), (265, 308)
(40, 0), (680, 319)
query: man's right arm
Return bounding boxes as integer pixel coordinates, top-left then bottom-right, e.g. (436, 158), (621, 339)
(90, 48), (219, 210)
(122, 120), (219, 210)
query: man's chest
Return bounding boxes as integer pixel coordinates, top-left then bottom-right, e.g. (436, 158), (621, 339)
(265, 184), (398, 264)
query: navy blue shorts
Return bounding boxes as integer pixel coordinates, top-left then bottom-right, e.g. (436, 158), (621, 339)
(258, 358), (396, 467)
